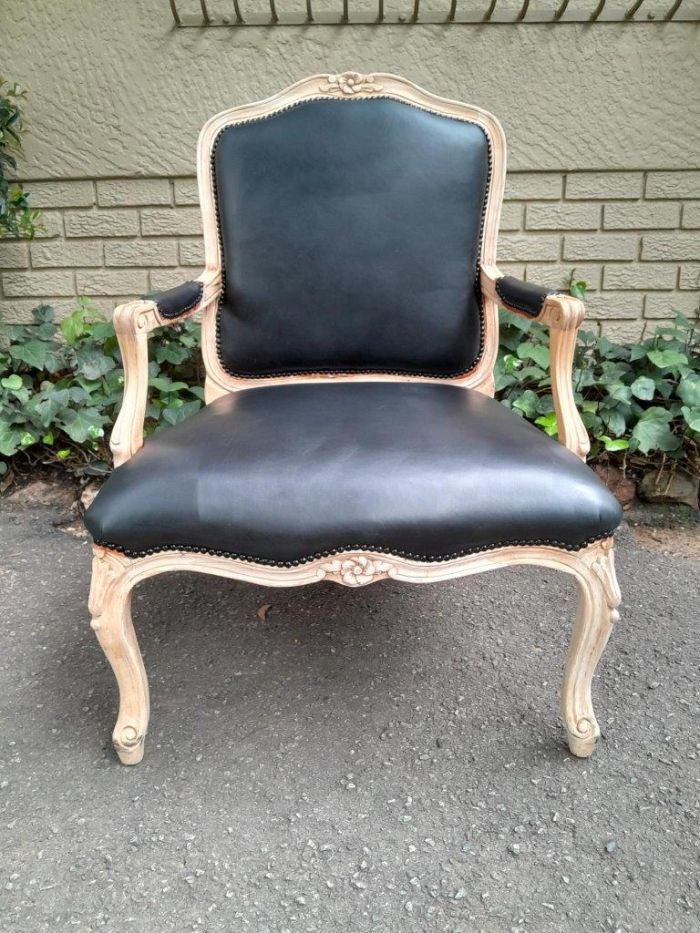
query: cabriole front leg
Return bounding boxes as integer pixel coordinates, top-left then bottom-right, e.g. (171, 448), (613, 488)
(89, 547), (150, 764)
(561, 540), (621, 757)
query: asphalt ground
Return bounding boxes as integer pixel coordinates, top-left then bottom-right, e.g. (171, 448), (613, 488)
(1, 498), (699, 932)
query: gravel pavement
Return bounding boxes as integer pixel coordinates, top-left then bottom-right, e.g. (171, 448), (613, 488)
(1, 498), (699, 932)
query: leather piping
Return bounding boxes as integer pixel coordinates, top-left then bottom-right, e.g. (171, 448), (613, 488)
(210, 96), (493, 380)
(92, 529), (616, 568)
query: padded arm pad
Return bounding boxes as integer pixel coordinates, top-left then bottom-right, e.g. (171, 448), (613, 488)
(149, 280), (204, 321)
(495, 275), (554, 319)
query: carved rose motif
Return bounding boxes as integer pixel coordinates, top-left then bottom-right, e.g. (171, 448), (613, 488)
(322, 555), (394, 586)
(319, 72), (383, 96)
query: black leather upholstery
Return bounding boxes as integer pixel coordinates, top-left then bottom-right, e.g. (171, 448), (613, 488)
(212, 98), (490, 378)
(85, 382), (621, 564)
(150, 280), (203, 320)
(495, 275), (553, 318)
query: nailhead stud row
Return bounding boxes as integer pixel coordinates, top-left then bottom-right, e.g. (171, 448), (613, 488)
(94, 530), (615, 567)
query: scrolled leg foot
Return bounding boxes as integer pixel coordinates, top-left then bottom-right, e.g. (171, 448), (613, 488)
(89, 546), (150, 765)
(565, 716), (600, 758)
(114, 725), (146, 765)
(561, 540), (621, 758)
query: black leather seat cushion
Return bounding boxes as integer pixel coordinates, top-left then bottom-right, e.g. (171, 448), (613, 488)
(85, 382), (621, 565)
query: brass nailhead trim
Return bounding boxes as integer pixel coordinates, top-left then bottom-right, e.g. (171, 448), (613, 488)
(93, 531), (615, 568)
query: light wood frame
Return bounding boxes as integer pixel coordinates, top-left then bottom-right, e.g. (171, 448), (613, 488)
(93, 72), (620, 764)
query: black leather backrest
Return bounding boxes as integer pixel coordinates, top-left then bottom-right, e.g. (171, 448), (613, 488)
(212, 98), (491, 378)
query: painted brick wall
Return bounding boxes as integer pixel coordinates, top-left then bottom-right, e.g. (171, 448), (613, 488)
(1, 169), (698, 338)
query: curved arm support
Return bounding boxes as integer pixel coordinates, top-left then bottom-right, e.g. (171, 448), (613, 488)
(481, 264), (590, 461)
(110, 270), (220, 467)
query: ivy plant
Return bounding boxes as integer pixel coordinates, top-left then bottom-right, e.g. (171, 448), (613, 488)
(495, 286), (700, 476)
(0, 303), (203, 479)
(1, 287), (699, 486)
(0, 77), (40, 239)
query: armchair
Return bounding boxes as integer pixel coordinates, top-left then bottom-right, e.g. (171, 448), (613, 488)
(85, 73), (622, 765)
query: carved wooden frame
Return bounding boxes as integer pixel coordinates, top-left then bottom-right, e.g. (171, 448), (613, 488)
(92, 72), (620, 764)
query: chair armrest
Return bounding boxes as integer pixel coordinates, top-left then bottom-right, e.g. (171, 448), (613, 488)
(110, 270), (220, 467)
(481, 264), (589, 461)
(150, 280), (206, 322)
(492, 274), (553, 320)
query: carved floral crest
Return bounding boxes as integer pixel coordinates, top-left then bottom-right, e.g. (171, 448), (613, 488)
(321, 555), (395, 586)
(319, 72), (383, 96)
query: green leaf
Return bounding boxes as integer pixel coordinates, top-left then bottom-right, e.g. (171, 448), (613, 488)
(599, 362), (632, 385)
(517, 365), (548, 382)
(512, 389), (539, 420)
(33, 322), (57, 340)
(154, 344), (190, 365)
(68, 386), (89, 404)
(499, 309), (533, 334)
(678, 373), (700, 407)
(647, 349), (688, 370)
(0, 422), (23, 457)
(535, 412), (558, 437)
(494, 371), (516, 392)
(60, 307), (88, 344)
(516, 342), (550, 369)
(56, 448), (71, 461)
(85, 460), (110, 476)
(597, 337), (617, 360)
(91, 322), (115, 341)
(149, 376), (190, 393)
(9, 339), (51, 370)
(535, 394), (554, 416)
(59, 407), (107, 444)
(161, 399), (201, 426)
(600, 408), (627, 437)
(597, 435), (630, 452)
(630, 376), (656, 401)
(569, 281), (587, 300)
(631, 407), (680, 454)
(31, 305), (54, 325)
(582, 411), (603, 435)
(0, 321), (29, 342)
(28, 388), (71, 427)
(681, 406), (700, 432)
(1, 374), (23, 390)
(75, 346), (116, 380)
(606, 383), (632, 404)
(635, 406), (672, 424)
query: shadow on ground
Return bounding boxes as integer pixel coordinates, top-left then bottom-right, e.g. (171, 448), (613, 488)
(1, 501), (698, 932)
